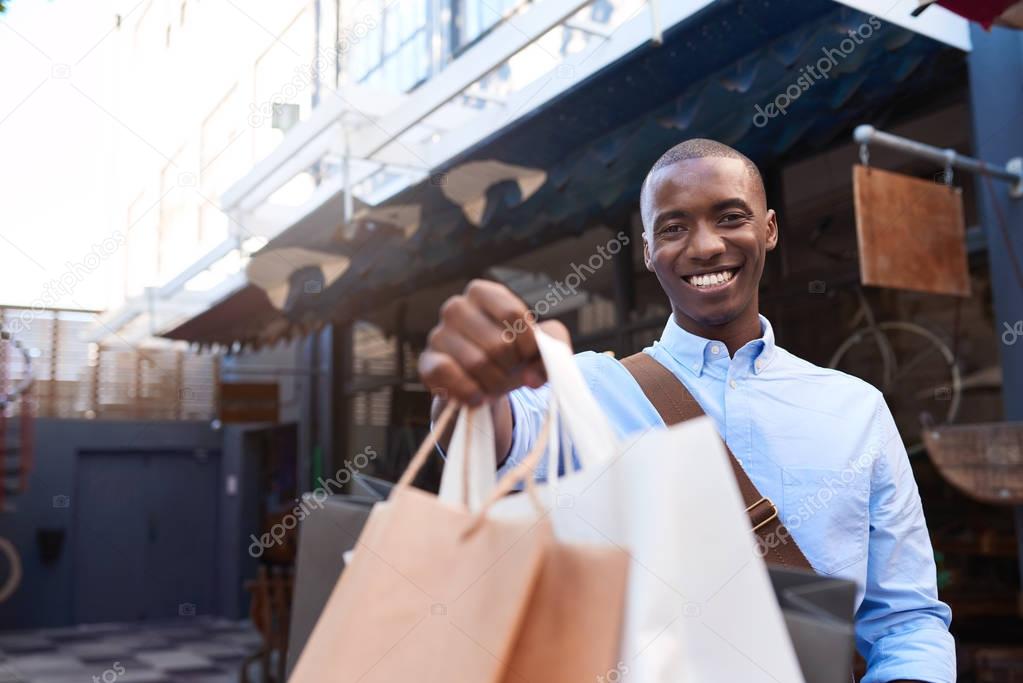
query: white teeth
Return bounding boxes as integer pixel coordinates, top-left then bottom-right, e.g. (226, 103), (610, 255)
(687, 269), (736, 288)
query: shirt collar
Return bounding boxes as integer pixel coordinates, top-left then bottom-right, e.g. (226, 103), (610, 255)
(655, 314), (777, 377)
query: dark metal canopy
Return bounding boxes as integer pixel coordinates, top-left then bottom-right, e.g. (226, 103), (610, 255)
(164, 0), (963, 348)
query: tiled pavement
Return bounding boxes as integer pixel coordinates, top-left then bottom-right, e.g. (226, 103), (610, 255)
(0, 618), (264, 683)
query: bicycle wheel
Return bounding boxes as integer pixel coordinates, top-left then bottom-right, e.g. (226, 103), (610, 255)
(0, 536), (22, 603)
(829, 322), (961, 452)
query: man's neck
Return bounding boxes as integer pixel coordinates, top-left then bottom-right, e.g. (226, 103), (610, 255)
(671, 306), (762, 357)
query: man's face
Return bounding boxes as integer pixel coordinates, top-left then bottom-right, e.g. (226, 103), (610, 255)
(643, 157), (777, 330)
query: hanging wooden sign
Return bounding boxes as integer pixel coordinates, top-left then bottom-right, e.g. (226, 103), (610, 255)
(219, 382), (279, 423)
(852, 164), (970, 297)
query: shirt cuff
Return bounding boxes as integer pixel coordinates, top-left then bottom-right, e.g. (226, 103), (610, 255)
(497, 389), (532, 479)
(860, 627), (956, 683)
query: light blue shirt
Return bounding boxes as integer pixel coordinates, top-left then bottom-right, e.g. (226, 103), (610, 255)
(503, 314), (955, 683)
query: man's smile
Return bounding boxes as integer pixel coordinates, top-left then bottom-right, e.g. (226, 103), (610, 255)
(681, 265), (742, 291)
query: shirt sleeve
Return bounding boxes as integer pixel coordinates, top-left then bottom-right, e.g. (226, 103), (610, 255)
(857, 392), (956, 683)
(497, 383), (553, 481)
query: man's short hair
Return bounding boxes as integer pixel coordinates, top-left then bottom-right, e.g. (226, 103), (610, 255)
(640, 138), (765, 237)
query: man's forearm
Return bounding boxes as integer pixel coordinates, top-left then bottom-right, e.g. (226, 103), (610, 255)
(430, 395), (513, 467)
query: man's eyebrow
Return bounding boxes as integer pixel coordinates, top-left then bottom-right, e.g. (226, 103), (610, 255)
(652, 209), (692, 227)
(711, 198), (754, 213)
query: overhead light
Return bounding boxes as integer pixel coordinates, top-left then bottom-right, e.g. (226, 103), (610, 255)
(272, 103), (301, 132)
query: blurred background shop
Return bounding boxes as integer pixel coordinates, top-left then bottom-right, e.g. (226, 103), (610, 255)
(1, 0), (1022, 680)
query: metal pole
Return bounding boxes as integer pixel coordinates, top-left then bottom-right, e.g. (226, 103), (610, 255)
(648, 0), (663, 45)
(342, 124), (353, 224)
(853, 124), (1023, 199)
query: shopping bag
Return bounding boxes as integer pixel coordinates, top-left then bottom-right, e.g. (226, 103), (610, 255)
(285, 494), (376, 677)
(376, 407), (630, 683)
(503, 542), (629, 683)
(484, 330), (806, 683)
(768, 566), (856, 683)
(437, 400), (497, 510)
(465, 412), (630, 683)
(288, 404), (552, 683)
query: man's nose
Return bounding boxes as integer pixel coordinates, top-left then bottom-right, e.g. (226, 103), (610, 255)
(687, 224), (726, 260)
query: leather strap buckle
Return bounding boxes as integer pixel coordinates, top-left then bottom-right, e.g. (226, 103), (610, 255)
(746, 497), (778, 532)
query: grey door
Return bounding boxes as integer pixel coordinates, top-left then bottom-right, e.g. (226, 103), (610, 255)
(144, 451), (219, 619)
(73, 453), (150, 622)
(74, 450), (220, 623)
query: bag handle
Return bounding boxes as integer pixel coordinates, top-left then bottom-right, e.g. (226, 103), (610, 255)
(462, 414), (553, 538)
(533, 329), (619, 470)
(397, 400), (547, 517)
(437, 405), (497, 510)
(425, 328), (619, 513)
(398, 400), (460, 489)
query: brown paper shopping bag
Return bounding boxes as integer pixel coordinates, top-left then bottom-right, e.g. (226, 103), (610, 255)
(464, 414), (631, 683)
(504, 542), (629, 683)
(289, 403), (553, 683)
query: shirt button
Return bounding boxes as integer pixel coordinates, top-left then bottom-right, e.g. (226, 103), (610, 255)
(692, 362), (699, 371)
(729, 379), (737, 389)
(755, 359), (764, 372)
(710, 344), (721, 355)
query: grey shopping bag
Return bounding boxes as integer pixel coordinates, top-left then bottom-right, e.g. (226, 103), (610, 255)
(768, 566), (856, 683)
(285, 494), (377, 676)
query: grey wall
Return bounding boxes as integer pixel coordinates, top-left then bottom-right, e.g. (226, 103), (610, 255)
(967, 24), (1023, 588)
(0, 418), (226, 630)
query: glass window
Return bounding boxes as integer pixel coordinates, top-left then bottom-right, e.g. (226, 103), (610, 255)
(458, 0), (526, 48)
(252, 5), (316, 159)
(200, 85), (247, 251)
(342, 0), (431, 93)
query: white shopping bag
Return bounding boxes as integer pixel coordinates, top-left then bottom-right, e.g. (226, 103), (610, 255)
(479, 330), (807, 683)
(437, 403), (497, 510)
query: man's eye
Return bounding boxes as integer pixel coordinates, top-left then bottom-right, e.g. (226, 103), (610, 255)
(662, 224), (685, 234)
(720, 213), (747, 224)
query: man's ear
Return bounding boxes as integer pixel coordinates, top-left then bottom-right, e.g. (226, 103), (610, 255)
(642, 233), (655, 272)
(764, 209), (779, 252)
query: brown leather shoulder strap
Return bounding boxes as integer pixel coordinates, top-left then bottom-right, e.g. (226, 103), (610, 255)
(621, 352), (813, 571)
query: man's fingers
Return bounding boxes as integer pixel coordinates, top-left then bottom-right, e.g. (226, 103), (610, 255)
(519, 320), (572, 386)
(521, 359), (546, 389)
(428, 327), (517, 396)
(441, 290), (519, 370)
(537, 319), (571, 345)
(417, 349), (485, 406)
(463, 280), (542, 369)
(420, 280), (574, 402)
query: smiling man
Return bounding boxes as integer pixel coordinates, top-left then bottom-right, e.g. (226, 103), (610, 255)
(418, 139), (955, 682)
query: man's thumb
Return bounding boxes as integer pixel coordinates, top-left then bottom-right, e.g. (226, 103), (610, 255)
(520, 320), (571, 389)
(536, 319), (572, 348)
